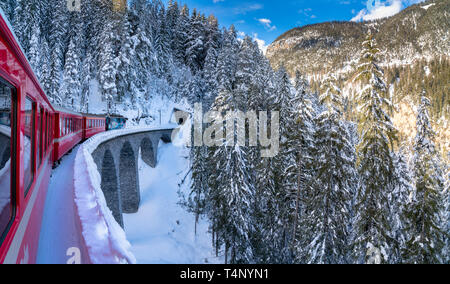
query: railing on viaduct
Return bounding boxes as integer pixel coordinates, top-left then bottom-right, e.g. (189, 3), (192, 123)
(73, 126), (176, 264)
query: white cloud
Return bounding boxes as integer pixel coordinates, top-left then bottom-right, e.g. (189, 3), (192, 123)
(351, 0), (426, 22)
(252, 33), (269, 54)
(234, 3), (263, 15)
(258, 18), (277, 32)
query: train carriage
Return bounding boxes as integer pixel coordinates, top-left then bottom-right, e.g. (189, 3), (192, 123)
(0, 10), (124, 264)
(0, 13), (55, 264)
(83, 114), (106, 140)
(106, 114), (127, 131)
(53, 107), (84, 162)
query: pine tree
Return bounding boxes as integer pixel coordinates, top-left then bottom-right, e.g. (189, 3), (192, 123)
(390, 149), (413, 263)
(47, 0), (68, 103)
(403, 94), (446, 264)
(115, 12), (138, 105)
(353, 34), (398, 264)
(201, 47), (218, 109)
(130, 0), (156, 93)
(185, 9), (206, 73)
(273, 67), (296, 251)
(207, 87), (255, 264)
(300, 75), (356, 264)
(28, 21), (41, 77)
(98, 11), (118, 113)
(290, 70), (316, 262)
(61, 38), (81, 110)
(39, 37), (51, 95)
(215, 26), (239, 93)
(14, 0), (33, 52)
(0, 0), (16, 21)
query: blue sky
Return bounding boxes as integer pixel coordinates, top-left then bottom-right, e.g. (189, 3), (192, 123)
(162, 0), (427, 51)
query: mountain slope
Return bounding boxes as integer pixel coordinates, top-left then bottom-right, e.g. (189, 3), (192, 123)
(267, 0), (450, 76)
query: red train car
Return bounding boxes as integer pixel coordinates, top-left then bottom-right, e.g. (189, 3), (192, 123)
(83, 115), (106, 140)
(0, 11), (111, 263)
(53, 107), (83, 162)
(0, 14), (55, 264)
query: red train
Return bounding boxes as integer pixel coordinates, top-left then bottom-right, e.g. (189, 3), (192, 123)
(0, 14), (112, 263)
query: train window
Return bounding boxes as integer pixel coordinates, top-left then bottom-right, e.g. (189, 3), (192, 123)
(44, 112), (47, 153)
(24, 98), (34, 196)
(0, 80), (14, 242)
(36, 111), (40, 166)
(45, 113), (48, 151)
(39, 108), (44, 165)
(47, 115), (51, 147)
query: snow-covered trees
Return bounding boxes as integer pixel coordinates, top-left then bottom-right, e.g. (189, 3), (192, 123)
(390, 149), (413, 263)
(115, 13), (137, 105)
(352, 34), (398, 264)
(0, 0), (16, 21)
(4, 0), (447, 264)
(98, 8), (118, 113)
(47, 0), (67, 103)
(61, 38), (81, 110)
(299, 75), (356, 264)
(403, 94), (446, 264)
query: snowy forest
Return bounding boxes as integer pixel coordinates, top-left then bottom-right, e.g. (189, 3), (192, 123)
(1, 0), (448, 264)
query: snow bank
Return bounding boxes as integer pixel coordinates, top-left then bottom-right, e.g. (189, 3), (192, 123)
(123, 143), (220, 264)
(421, 3), (435, 10)
(73, 126), (176, 264)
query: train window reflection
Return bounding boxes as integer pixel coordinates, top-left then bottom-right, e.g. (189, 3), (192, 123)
(24, 98), (34, 195)
(0, 81), (13, 239)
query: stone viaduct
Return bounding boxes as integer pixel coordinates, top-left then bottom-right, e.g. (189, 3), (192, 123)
(90, 128), (174, 227)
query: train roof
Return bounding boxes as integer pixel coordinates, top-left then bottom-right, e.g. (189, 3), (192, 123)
(108, 114), (128, 119)
(53, 106), (107, 118)
(53, 106), (84, 116)
(81, 113), (107, 118)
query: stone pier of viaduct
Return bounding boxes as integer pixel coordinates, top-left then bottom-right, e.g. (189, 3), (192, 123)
(90, 128), (173, 227)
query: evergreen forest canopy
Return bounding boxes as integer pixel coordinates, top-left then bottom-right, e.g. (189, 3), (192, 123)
(0, 0), (447, 264)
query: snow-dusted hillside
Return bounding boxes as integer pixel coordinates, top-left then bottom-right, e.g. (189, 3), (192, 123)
(123, 143), (221, 264)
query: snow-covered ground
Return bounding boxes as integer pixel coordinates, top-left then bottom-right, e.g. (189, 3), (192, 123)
(123, 142), (220, 264)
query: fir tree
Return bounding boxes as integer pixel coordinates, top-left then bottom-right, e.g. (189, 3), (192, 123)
(403, 94), (446, 264)
(28, 21), (41, 77)
(353, 34), (398, 264)
(0, 0), (16, 21)
(390, 149), (413, 263)
(300, 75), (356, 264)
(47, 0), (67, 103)
(98, 15), (118, 113)
(290, 70), (316, 262)
(61, 38), (81, 110)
